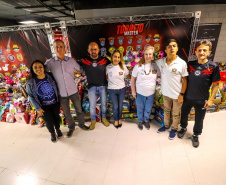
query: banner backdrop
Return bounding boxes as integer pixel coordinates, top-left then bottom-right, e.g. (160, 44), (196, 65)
(68, 18), (195, 63)
(0, 29), (51, 75)
(190, 23), (222, 61)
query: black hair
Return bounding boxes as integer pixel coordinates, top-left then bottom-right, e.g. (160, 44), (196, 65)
(53, 39), (65, 46)
(164, 39), (178, 50)
(27, 60), (45, 80)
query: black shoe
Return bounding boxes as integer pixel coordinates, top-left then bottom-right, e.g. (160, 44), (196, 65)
(79, 124), (90, 131)
(138, 122), (143, 130)
(113, 124), (119, 129)
(144, 122), (150, 130)
(56, 129), (63, 138)
(51, 133), (57, 142)
(192, 135), (199, 148)
(177, 128), (187, 139)
(66, 129), (74, 138)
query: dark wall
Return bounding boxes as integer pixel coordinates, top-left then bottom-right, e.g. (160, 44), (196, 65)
(0, 18), (17, 27)
(73, 0), (226, 10)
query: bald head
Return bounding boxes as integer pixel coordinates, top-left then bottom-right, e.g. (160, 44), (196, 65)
(88, 42), (100, 59)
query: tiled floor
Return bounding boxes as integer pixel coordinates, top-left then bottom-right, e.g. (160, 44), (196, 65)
(0, 111), (226, 185)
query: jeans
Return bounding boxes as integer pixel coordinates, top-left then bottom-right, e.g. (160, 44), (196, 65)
(163, 95), (182, 130)
(136, 93), (155, 122)
(60, 92), (85, 130)
(180, 98), (206, 135)
(88, 86), (107, 121)
(108, 87), (126, 121)
(42, 102), (61, 134)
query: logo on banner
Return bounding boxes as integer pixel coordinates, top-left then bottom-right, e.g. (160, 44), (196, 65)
(6, 45), (10, 53)
(153, 34), (160, 42)
(99, 38), (105, 47)
(126, 36), (133, 45)
(118, 46), (124, 54)
(126, 46), (133, 55)
(117, 36), (124, 45)
(100, 48), (107, 57)
(11, 64), (18, 69)
(20, 63), (27, 70)
(0, 55), (6, 62)
(154, 44), (160, 52)
(108, 37), (115, 46)
(8, 54), (15, 62)
(17, 53), (23, 61)
(146, 34), (152, 43)
(13, 45), (20, 52)
(136, 35), (143, 44)
(109, 47), (116, 54)
(2, 64), (9, 71)
(0, 46), (3, 54)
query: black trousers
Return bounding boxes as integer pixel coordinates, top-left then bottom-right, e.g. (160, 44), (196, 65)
(42, 102), (61, 134)
(180, 98), (207, 135)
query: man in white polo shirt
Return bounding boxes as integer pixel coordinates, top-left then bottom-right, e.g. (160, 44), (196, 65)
(156, 39), (188, 140)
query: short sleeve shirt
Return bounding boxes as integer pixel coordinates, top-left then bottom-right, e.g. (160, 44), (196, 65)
(156, 56), (188, 99)
(132, 62), (159, 96)
(106, 64), (129, 89)
(185, 60), (221, 100)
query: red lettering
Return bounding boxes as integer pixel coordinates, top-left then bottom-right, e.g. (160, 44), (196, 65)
(120, 26), (124, 34)
(117, 25), (121, 34)
(139, 24), (144, 32)
(125, 25), (129, 32)
(134, 24), (137, 31)
(129, 25), (133, 32)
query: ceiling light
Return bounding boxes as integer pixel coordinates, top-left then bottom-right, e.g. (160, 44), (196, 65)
(19, 20), (39, 24)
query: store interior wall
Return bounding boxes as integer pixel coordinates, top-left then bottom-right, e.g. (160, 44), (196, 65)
(0, 3), (225, 62)
(75, 4), (226, 63)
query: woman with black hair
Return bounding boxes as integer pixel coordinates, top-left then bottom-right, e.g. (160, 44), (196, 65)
(106, 49), (130, 128)
(26, 60), (62, 142)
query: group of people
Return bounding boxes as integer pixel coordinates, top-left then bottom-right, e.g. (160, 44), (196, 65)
(26, 38), (220, 148)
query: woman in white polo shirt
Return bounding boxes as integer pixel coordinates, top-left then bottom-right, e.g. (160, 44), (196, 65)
(131, 46), (160, 130)
(106, 49), (130, 128)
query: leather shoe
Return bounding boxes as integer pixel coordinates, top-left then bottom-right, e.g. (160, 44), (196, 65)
(138, 122), (143, 130)
(79, 124), (90, 131)
(66, 129), (74, 138)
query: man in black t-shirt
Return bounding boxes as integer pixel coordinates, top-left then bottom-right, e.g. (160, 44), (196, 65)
(78, 42), (111, 130)
(177, 40), (221, 148)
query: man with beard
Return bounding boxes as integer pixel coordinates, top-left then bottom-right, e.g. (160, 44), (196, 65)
(78, 42), (111, 130)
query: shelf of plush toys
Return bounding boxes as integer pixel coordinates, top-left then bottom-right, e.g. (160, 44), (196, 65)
(1, 62), (225, 127)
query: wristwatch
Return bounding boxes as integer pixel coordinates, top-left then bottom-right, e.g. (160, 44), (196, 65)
(180, 93), (185, 96)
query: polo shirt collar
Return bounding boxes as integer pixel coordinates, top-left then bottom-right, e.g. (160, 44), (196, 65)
(165, 55), (179, 65)
(54, 56), (70, 61)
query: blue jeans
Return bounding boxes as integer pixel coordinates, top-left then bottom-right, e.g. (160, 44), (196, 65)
(108, 87), (126, 121)
(88, 86), (107, 121)
(136, 93), (155, 122)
